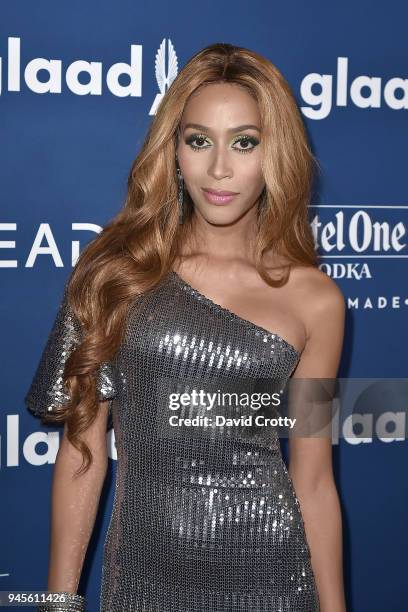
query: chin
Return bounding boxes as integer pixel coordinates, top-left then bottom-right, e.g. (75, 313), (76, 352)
(203, 209), (248, 226)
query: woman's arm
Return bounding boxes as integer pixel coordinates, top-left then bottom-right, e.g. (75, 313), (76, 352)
(47, 400), (110, 593)
(288, 275), (346, 612)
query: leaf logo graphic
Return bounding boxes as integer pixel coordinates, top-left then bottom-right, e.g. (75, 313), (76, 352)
(149, 38), (179, 115)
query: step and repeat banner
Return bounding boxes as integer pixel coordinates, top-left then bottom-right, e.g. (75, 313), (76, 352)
(1, 2), (407, 611)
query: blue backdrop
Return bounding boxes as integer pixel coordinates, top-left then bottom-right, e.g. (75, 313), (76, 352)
(1, 1), (407, 610)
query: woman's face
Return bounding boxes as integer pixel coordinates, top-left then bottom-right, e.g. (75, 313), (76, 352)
(176, 82), (265, 225)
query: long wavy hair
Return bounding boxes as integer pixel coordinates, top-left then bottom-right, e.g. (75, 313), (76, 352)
(43, 42), (320, 476)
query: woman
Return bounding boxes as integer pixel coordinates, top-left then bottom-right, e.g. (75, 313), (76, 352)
(25, 43), (346, 612)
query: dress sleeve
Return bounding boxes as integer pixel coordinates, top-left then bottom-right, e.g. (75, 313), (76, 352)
(24, 285), (118, 425)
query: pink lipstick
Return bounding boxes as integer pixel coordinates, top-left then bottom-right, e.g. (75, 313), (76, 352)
(201, 188), (239, 205)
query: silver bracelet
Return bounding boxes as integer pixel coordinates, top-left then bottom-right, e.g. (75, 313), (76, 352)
(37, 592), (85, 612)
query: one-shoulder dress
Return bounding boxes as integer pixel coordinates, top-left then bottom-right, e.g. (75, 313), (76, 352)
(25, 270), (320, 612)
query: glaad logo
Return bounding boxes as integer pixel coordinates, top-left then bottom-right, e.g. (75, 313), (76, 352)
(300, 56), (408, 119)
(0, 36), (142, 97)
(0, 415), (117, 468)
(149, 38), (179, 115)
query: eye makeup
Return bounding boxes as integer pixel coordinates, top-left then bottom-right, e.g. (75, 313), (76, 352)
(184, 133), (260, 155)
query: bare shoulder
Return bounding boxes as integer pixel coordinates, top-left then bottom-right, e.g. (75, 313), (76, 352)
(290, 265), (345, 377)
(290, 265), (345, 332)
(267, 254), (344, 311)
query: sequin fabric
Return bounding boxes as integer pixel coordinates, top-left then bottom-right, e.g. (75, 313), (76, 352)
(25, 270), (320, 612)
(24, 284), (117, 431)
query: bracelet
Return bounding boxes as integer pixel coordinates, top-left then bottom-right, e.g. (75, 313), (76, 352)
(37, 592), (86, 612)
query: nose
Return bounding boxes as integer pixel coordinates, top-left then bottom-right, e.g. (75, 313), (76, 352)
(207, 147), (233, 180)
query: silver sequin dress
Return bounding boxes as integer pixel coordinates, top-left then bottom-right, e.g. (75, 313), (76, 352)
(25, 270), (320, 612)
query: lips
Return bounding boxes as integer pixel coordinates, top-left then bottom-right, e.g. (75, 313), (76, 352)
(201, 188), (239, 206)
(202, 188), (239, 196)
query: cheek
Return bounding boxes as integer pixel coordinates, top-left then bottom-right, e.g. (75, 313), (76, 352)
(178, 151), (204, 182)
(239, 157), (264, 190)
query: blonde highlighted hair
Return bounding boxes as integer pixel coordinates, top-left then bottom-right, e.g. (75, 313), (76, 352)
(44, 42), (319, 474)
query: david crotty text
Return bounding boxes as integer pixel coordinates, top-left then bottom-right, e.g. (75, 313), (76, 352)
(168, 415), (297, 428)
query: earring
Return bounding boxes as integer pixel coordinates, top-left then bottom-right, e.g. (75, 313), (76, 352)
(176, 166), (185, 225)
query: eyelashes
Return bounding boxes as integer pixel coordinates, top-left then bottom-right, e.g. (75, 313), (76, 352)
(184, 133), (260, 155)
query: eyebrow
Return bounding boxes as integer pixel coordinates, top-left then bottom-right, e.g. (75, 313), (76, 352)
(183, 123), (261, 133)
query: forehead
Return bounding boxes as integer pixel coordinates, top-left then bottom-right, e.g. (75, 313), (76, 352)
(180, 82), (260, 129)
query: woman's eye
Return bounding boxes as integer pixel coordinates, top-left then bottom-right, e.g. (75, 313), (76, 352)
(231, 136), (259, 153)
(185, 134), (210, 151)
(184, 134), (259, 154)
